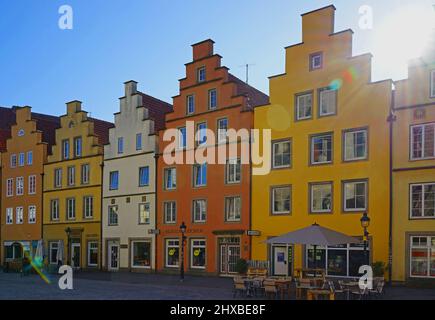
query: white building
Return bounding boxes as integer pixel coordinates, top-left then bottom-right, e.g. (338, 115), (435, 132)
(102, 81), (172, 272)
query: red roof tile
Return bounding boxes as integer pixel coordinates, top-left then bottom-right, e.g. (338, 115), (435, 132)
(89, 117), (114, 146)
(139, 93), (173, 133)
(228, 74), (270, 109)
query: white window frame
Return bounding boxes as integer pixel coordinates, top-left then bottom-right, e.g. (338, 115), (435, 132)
(197, 67), (206, 83)
(186, 95), (195, 115)
(16, 177), (24, 196)
(26, 151), (33, 166)
(74, 137), (82, 158)
(117, 137), (124, 154)
(138, 203), (150, 225)
(28, 205), (36, 224)
(410, 123), (435, 160)
(196, 122), (207, 146)
(54, 168), (62, 188)
(136, 133), (142, 151)
(108, 205), (119, 226)
(6, 178), (13, 197)
(49, 242), (59, 265)
(131, 240), (152, 269)
(409, 235), (435, 278)
(84, 196), (93, 219)
(164, 201), (177, 224)
(178, 127), (187, 150)
(226, 159), (241, 184)
(67, 198), (76, 220)
(311, 133), (333, 165)
(6, 208), (13, 225)
(109, 171), (119, 191)
(343, 180), (368, 212)
(225, 196), (241, 222)
(208, 89), (217, 109)
(190, 239), (206, 270)
(62, 139), (70, 160)
(310, 183), (333, 213)
(344, 129), (368, 161)
(310, 53), (323, 70)
(67, 166), (75, 186)
(410, 183), (435, 219)
(87, 241), (99, 267)
(272, 140), (291, 169)
(193, 163), (207, 187)
(193, 199), (207, 223)
(319, 88), (337, 117)
(165, 239), (180, 268)
(272, 186), (291, 215)
(164, 168), (177, 190)
(81, 164), (90, 185)
(296, 93), (313, 120)
(18, 153), (25, 167)
(28, 175), (36, 195)
(16, 207), (24, 224)
(10, 154), (17, 168)
(51, 199), (59, 221)
(217, 118), (228, 143)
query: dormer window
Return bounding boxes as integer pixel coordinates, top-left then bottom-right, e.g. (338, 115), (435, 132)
(197, 67), (206, 83)
(310, 52), (323, 71)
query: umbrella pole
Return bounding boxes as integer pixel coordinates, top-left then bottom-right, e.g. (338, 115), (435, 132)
(313, 245), (317, 270)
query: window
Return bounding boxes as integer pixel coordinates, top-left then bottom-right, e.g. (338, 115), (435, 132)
(411, 123), (435, 160)
(5, 244), (23, 261)
(54, 168), (62, 188)
(311, 133), (333, 164)
(197, 67), (206, 83)
(306, 243), (368, 277)
(74, 137), (82, 157)
(87, 242), (98, 267)
(108, 205), (118, 226)
(410, 236), (435, 278)
(136, 133), (142, 151)
(164, 201), (176, 224)
(178, 127), (187, 149)
(272, 186), (291, 215)
(296, 93), (313, 120)
(139, 203), (150, 225)
(193, 199), (207, 223)
(132, 241), (151, 268)
(273, 140), (291, 168)
(18, 153), (25, 167)
(187, 95), (195, 115)
(164, 168), (177, 190)
(191, 239), (206, 269)
(139, 167), (150, 187)
(310, 52), (323, 70)
(83, 196), (93, 219)
(28, 175), (36, 194)
(109, 171), (119, 190)
(196, 122), (207, 146)
(117, 137), (124, 154)
(344, 129), (368, 161)
(67, 198), (76, 220)
(193, 163), (207, 187)
(431, 70), (435, 98)
(28, 205), (36, 224)
(51, 199), (59, 221)
(225, 196), (241, 222)
(6, 179), (13, 197)
(166, 239), (180, 268)
(16, 207), (23, 224)
(81, 164), (90, 184)
(208, 89), (217, 109)
(226, 159), (241, 184)
(49, 242), (59, 265)
(319, 88), (337, 116)
(311, 183), (333, 213)
(343, 180), (367, 212)
(67, 166), (75, 186)
(10, 154), (17, 168)
(16, 177), (24, 195)
(410, 183), (435, 218)
(217, 118), (228, 143)
(27, 151), (33, 165)
(62, 139), (70, 160)
(6, 208), (13, 225)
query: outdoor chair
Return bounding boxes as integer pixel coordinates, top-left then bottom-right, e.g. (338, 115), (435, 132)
(350, 286), (368, 300)
(263, 280), (278, 299)
(368, 279), (385, 299)
(327, 280), (345, 300)
(233, 277), (248, 298)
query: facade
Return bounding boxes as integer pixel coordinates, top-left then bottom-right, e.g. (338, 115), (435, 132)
(102, 81), (172, 272)
(43, 101), (112, 270)
(1, 107), (59, 264)
(392, 39), (435, 283)
(156, 40), (269, 276)
(251, 6), (393, 278)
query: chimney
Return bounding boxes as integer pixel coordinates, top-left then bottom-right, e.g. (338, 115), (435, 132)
(301, 5), (336, 43)
(192, 39), (214, 61)
(124, 80), (138, 96)
(66, 100), (82, 114)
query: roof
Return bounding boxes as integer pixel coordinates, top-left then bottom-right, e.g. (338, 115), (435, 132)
(139, 93), (173, 132)
(88, 117), (114, 146)
(228, 74), (270, 108)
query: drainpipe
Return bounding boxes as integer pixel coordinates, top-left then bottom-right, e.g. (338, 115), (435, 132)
(387, 87), (397, 285)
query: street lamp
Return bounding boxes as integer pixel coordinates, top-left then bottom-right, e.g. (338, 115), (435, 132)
(360, 212), (371, 266)
(180, 222), (187, 282)
(65, 227), (72, 266)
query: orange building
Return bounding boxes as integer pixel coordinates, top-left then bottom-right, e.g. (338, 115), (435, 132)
(1, 107), (59, 264)
(156, 40), (269, 276)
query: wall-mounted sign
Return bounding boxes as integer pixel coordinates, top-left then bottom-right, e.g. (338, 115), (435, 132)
(247, 230), (261, 236)
(148, 229), (160, 235)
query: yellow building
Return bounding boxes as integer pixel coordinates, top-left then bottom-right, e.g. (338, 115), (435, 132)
(252, 6), (393, 278)
(392, 40), (435, 283)
(43, 101), (112, 270)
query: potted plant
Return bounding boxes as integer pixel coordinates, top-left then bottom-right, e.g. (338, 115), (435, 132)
(235, 258), (249, 275)
(371, 261), (386, 279)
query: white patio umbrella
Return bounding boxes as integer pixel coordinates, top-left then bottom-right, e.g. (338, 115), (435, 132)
(265, 223), (361, 269)
(34, 240), (44, 265)
(56, 240), (64, 265)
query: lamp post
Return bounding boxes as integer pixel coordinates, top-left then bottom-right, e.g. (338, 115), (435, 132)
(180, 222), (187, 282)
(65, 227), (72, 266)
(360, 212), (371, 266)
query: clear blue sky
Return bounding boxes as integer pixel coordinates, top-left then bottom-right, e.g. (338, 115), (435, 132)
(0, 0), (432, 121)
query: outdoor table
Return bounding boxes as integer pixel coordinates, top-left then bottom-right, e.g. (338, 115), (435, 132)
(243, 278), (263, 297)
(307, 289), (335, 301)
(340, 282), (360, 300)
(296, 284), (320, 300)
(275, 278), (292, 300)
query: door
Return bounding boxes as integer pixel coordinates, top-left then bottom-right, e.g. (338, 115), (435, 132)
(219, 244), (240, 275)
(273, 246), (288, 276)
(71, 243), (81, 269)
(108, 244), (119, 271)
